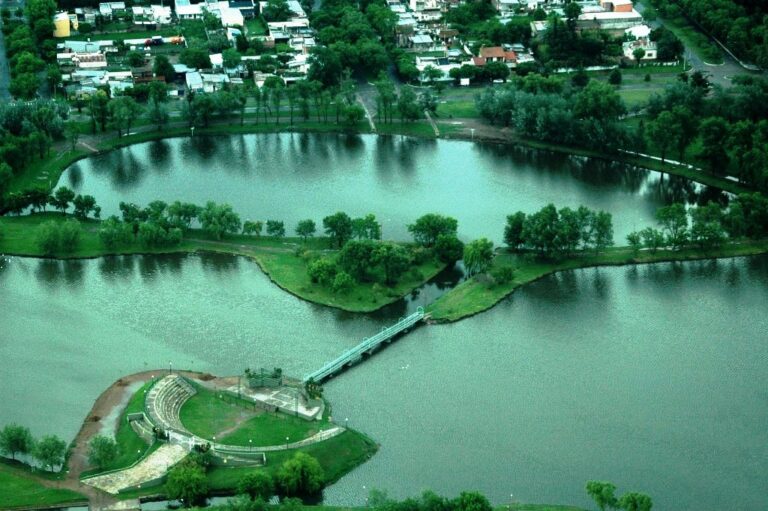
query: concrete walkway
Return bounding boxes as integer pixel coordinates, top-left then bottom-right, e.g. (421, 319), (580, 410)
(424, 110), (440, 136)
(82, 444), (188, 495)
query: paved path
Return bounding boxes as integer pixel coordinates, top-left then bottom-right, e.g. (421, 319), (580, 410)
(82, 444), (188, 495)
(357, 93), (376, 132)
(424, 110), (439, 136)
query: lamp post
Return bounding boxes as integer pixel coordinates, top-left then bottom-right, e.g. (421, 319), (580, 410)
(285, 436), (289, 450)
(470, 128), (475, 141)
(249, 439), (252, 452)
(345, 417), (349, 429)
(169, 361), (172, 374)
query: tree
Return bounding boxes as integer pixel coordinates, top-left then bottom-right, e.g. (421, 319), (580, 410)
(88, 435), (117, 470)
(126, 51), (145, 67)
(99, 217), (133, 249)
(323, 211), (353, 248)
(408, 214), (458, 247)
(276, 452), (325, 497)
(46, 64), (62, 95)
(263, 0), (292, 21)
(608, 68), (622, 86)
(617, 492), (653, 511)
(656, 203), (688, 249)
(586, 481), (618, 511)
(59, 219), (82, 252)
(108, 96), (143, 137)
(0, 424), (34, 460)
(295, 219), (316, 241)
(434, 234), (464, 264)
(338, 239), (377, 281)
(237, 471), (274, 501)
(180, 47), (212, 70)
(373, 243), (411, 285)
(307, 258), (336, 285)
(626, 231), (642, 255)
(242, 220), (264, 236)
(633, 47), (646, 67)
(690, 203), (726, 249)
(166, 459), (209, 507)
(89, 91), (110, 132)
(266, 220), (286, 237)
(149, 101), (169, 131)
(453, 491), (492, 511)
(697, 117), (729, 172)
(591, 211), (614, 253)
(10, 73), (39, 100)
(72, 194), (98, 219)
(463, 238), (494, 277)
(199, 201), (241, 240)
(153, 55), (175, 81)
(397, 87), (421, 122)
(352, 214), (381, 240)
(646, 111), (676, 162)
(223, 48), (243, 70)
(331, 271), (354, 293)
(33, 435), (66, 471)
(167, 202), (200, 231)
(504, 212), (526, 250)
(35, 221), (60, 255)
(51, 187), (75, 214)
(640, 227), (665, 254)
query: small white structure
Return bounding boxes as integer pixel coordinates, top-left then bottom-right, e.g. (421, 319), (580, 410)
(175, 0), (203, 19)
(623, 38), (657, 60)
(99, 1), (126, 19)
(186, 71), (204, 92)
(625, 24), (652, 40)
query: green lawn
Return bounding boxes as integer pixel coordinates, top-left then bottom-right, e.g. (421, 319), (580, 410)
(0, 461), (86, 509)
(0, 213), (447, 313)
(428, 240), (768, 322)
(180, 384), (260, 440)
(437, 100), (480, 118)
(245, 17), (268, 36)
(220, 413), (331, 447)
(66, 26), (182, 41)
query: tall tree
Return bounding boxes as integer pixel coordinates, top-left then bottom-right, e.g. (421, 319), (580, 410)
(407, 214), (458, 247)
(463, 238), (494, 277)
(199, 201), (241, 240)
(586, 481), (618, 511)
(276, 452), (325, 497)
(295, 219), (316, 241)
(0, 424), (34, 460)
(323, 211), (353, 248)
(88, 435), (117, 470)
(33, 435), (66, 471)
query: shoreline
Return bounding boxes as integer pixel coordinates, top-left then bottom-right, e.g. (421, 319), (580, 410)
(427, 242), (768, 323)
(6, 117), (754, 201)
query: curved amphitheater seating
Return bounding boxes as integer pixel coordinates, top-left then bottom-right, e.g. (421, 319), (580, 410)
(145, 374), (196, 434)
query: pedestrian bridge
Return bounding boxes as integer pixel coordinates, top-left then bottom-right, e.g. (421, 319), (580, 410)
(303, 307), (426, 383)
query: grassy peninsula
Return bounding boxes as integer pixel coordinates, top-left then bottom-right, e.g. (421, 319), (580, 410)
(428, 241), (768, 322)
(0, 213), (446, 313)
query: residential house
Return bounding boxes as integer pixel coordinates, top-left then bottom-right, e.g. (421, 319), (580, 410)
(409, 34), (434, 50)
(601, 0), (634, 12)
(493, 0), (521, 14)
(186, 71), (204, 93)
(229, 0), (256, 18)
(201, 73), (230, 92)
(175, 0), (203, 20)
(623, 37), (657, 60)
(475, 46), (517, 67)
(132, 64), (160, 84)
(98, 1), (126, 19)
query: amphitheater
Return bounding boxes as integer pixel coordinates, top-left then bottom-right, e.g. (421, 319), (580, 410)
(82, 373), (344, 495)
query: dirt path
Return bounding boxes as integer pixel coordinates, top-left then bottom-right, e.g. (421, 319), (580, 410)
(36, 370), (213, 509)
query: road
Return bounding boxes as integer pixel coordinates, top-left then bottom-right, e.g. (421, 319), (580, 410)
(634, 0), (760, 88)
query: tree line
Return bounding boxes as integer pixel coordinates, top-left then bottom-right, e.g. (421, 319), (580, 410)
(0, 423), (67, 472)
(625, 193), (768, 254)
(651, 0), (768, 67)
(0, 100), (71, 202)
(476, 74), (628, 153)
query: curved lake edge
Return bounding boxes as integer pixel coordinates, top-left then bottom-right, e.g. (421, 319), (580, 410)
(8, 119), (751, 201)
(427, 241), (768, 323)
(0, 215), (447, 314)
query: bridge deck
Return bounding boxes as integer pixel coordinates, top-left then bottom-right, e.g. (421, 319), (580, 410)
(303, 307), (425, 383)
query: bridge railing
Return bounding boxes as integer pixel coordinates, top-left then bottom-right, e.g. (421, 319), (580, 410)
(304, 308), (424, 382)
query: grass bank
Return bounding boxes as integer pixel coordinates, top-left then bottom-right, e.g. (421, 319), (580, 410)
(0, 459), (86, 509)
(80, 380), (158, 479)
(0, 213), (446, 313)
(428, 241), (768, 322)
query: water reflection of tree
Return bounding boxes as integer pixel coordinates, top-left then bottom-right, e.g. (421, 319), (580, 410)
(645, 175), (698, 205)
(66, 164), (83, 190)
(110, 149), (144, 191)
(199, 252), (239, 274)
(148, 140), (172, 174)
(99, 255), (136, 281)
